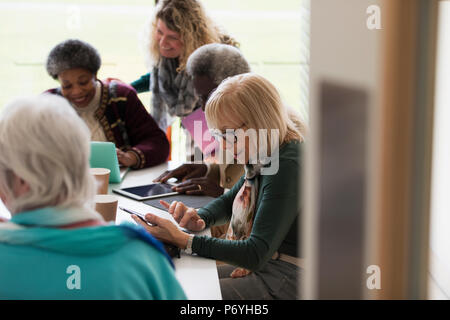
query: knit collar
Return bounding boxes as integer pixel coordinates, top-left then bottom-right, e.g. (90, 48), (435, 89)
(0, 207), (174, 265)
(9, 206), (103, 228)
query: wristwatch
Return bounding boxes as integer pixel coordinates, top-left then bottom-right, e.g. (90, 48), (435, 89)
(184, 234), (195, 255)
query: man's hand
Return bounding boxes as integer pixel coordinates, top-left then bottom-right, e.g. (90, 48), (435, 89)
(153, 163), (207, 183)
(173, 177), (224, 198)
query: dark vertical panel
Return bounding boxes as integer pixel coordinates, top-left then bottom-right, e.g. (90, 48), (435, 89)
(318, 81), (368, 299)
(408, 0), (437, 298)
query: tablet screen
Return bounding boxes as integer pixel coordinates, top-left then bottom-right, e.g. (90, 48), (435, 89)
(119, 183), (174, 197)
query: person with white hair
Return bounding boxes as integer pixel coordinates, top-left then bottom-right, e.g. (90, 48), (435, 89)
(0, 94), (186, 300)
(154, 44), (250, 199)
(186, 43), (252, 111)
(154, 43), (250, 239)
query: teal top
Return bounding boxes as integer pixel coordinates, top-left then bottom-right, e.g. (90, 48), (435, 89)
(131, 73), (151, 94)
(0, 207), (186, 300)
(195, 141), (302, 271)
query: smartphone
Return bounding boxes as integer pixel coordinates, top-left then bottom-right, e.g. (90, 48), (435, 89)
(119, 206), (152, 224)
(119, 206), (192, 234)
(119, 206), (181, 258)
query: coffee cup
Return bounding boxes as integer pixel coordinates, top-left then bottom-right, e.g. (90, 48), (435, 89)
(94, 194), (118, 222)
(90, 168), (110, 195)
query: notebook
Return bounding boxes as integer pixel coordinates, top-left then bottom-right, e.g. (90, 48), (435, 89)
(89, 142), (121, 183)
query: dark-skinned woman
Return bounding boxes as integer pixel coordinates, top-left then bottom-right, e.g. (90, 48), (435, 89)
(45, 39), (169, 169)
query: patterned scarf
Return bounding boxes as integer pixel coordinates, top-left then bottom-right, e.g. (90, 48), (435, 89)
(226, 163), (265, 278)
(150, 57), (200, 130)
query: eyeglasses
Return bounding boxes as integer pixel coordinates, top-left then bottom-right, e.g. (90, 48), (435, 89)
(210, 125), (245, 149)
(210, 129), (238, 148)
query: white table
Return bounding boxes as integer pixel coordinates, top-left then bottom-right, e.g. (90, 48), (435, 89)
(0, 200), (11, 220)
(111, 162), (222, 300)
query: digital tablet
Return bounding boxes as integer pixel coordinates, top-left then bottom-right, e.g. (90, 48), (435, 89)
(112, 182), (178, 201)
(144, 194), (215, 211)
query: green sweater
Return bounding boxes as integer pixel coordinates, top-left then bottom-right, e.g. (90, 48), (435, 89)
(131, 73), (151, 94)
(195, 141), (302, 271)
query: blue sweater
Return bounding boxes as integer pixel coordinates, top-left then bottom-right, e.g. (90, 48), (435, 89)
(0, 207), (186, 300)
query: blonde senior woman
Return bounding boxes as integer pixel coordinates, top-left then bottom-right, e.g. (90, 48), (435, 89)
(0, 94), (186, 300)
(133, 73), (307, 300)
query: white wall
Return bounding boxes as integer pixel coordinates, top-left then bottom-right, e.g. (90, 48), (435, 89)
(429, 0), (450, 299)
(304, 0), (382, 299)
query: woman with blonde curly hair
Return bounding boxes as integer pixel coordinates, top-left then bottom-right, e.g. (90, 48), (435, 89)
(131, 0), (238, 131)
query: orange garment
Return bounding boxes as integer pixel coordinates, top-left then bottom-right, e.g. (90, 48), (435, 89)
(166, 125), (172, 161)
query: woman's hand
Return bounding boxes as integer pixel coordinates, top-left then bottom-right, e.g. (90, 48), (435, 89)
(131, 200), (205, 248)
(153, 163), (207, 183)
(116, 149), (138, 167)
(131, 213), (190, 249)
(161, 200), (205, 231)
(173, 177), (224, 198)
(230, 268), (252, 278)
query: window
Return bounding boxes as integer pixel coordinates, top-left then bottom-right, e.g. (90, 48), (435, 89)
(0, 0), (310, 162)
